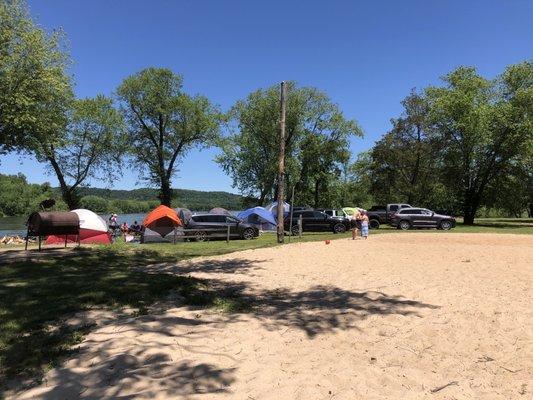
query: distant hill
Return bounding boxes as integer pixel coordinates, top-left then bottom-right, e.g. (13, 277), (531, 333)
(59, 187), (245, 211)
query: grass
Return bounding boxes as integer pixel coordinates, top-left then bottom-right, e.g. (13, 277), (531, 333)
(1, 218), (531, 389)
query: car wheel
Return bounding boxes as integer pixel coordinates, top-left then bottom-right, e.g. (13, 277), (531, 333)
(333, 223), (346, 233)
(195, 230), (208, 242)
(242, 228), (255, 240)
(291, 225), (300, 236)
(440, 220), (452, 231)
(399, 220), (411, 230)
(369, 219), (380, 229)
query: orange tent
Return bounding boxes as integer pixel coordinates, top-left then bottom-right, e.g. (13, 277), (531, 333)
(142, 205), (182, 237)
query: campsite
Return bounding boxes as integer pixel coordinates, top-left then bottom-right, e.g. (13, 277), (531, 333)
(1, 1), (532, 399)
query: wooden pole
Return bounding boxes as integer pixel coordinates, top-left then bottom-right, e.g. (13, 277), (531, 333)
(276, 81), (287, 244)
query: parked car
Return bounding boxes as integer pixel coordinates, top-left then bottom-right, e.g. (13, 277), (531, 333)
(389, 208), (456, 230)
(284, 210), (349, 235)
(367, 203), (412, 229)
(315, 208), (346, 219)
(186, 214), (259, 241)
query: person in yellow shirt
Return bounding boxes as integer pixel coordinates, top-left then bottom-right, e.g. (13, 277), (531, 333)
(350, 209), (361, 240)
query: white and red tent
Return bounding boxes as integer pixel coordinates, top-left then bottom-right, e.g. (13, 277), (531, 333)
(45, 209), (111, 245)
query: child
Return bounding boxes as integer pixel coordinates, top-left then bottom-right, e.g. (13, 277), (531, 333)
(351, 209), (361, 240)
(361, 212), (369, 239)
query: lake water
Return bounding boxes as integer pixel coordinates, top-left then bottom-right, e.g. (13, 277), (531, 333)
(0, 211), (241, 237)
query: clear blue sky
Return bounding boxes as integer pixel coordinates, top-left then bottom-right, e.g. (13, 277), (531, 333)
(3, 0), (532, 193)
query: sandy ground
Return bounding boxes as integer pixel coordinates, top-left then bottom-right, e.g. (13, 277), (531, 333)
(11, 233), (533, 399)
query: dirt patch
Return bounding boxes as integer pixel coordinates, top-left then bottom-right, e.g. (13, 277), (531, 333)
(10, 233), (533, 399)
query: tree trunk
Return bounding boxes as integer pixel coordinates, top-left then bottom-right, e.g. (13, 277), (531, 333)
(47, 156), (79, 210)
(462, 192), (479, 225)
(159, 177), (172, 207)
(314, 179), (320, 208)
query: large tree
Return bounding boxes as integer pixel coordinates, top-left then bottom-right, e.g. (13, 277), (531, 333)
(117, 68), (221, 206)
(0, 0), (72, 154)
(36, 95), (125, 209)
(366, 91), (454, 211)
(426, 62), (533, 224)
(217, 82), (361, 206)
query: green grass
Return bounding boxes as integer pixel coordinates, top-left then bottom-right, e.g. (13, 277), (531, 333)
(1, 218), (531, 389)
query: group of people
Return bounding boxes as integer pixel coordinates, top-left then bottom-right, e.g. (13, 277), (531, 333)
(108, 214), (142, 235)
(349, 209), (369, 240)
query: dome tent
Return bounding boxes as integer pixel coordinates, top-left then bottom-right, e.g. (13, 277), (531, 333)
(141, 205), (183, 243)
(237, 207), (277, 230)
(209, 207), (231, 215)
(176, 207), (193, 225)
(265, 201), (291, 217)
(45, 209), (111, 245)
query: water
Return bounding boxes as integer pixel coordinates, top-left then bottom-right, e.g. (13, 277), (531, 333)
(0, 213), (148, 237)
(0, 211), (242, 237)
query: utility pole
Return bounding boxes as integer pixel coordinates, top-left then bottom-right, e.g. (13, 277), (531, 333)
(276, 81), (286, 244)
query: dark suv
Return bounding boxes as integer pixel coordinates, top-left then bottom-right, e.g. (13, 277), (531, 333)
(284, 210), (349, 235)
(186, 214), (259, 241)
(389, 208), (456, 230)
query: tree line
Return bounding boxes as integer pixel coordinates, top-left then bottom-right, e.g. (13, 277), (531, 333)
(0, 173), (245, 217)
(1, 0), (531, 224)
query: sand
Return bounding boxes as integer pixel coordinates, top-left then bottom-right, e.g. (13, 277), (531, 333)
(12, 233), (533, 399)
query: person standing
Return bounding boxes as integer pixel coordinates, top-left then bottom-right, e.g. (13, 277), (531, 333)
(361, 212), (369, 239)
(351, 209), (361, 240)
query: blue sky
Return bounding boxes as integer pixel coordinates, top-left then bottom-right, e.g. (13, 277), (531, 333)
(3, 0), (532, 193)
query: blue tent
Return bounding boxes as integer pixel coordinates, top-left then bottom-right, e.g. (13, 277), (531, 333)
(237, 207), (277, 226)
(265, 201), (291, 217)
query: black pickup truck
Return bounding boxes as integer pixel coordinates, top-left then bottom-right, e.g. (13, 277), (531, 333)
(367, 203), (412, 229)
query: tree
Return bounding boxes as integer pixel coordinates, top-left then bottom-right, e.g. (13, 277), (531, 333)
(36, 95), (125, 209)
(0, 173), (57, 216)
(217, 82), (361, 206)
(0, 0), (72, 154)
(117, 68), (221, 206)
(426, 62), (533, 224)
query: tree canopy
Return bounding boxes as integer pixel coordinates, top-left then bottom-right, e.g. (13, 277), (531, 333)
(217, 82), (362, 207)
(361, 62), (533, 222)
(117, 68), (221, 206)
(0, 0), (72, 154)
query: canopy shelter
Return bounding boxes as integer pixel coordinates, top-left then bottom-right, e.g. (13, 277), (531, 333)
(209, 207), (231, 215)
(26, 211), (80, 250)
(46, 209), (111, 245)
(265, 201), (291, 217)
(176, 207), (193, 225)
(342, 207), (365, 217)
(237, 206), (277, 230)
(141, 205), (183, 243)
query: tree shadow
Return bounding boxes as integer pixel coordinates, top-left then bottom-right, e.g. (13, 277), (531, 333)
(16, 316), (236, 399)
(140, 258), (267, 275)
(203, 281), (439, 338)
(2, 251), (438, 397)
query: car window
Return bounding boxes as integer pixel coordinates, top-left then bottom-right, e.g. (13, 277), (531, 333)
(313, 211), (325, 218)
(302, 211), (315, 218)
(421, 209), (432, 216)
(400, 204), (411, 208)
(389, 205), (399, 212)
(324, 210), (333, 216)
(192, 216), (203, 222)
(398, 210), (408, 215)
(226, 216), (239, 223)
(408, 209), (422, 215)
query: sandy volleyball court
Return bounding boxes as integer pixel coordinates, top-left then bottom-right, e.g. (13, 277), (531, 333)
(13, 233), (533, 399)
